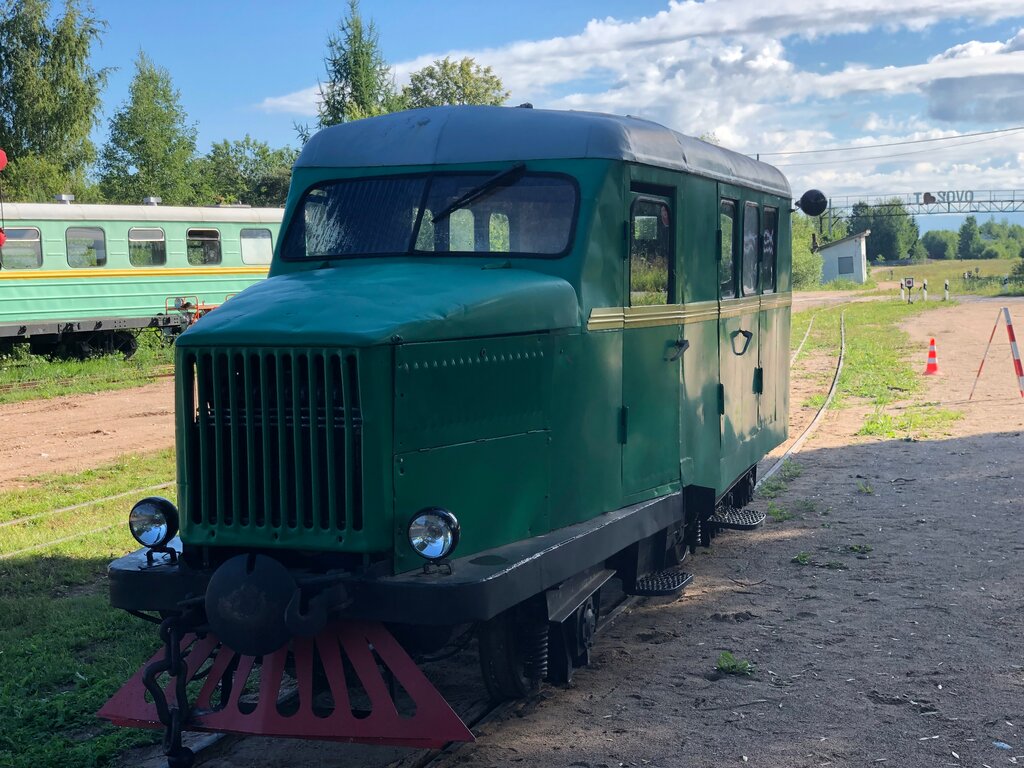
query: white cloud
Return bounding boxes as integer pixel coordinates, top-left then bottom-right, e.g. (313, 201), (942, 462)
(258, 1), (1024, 198)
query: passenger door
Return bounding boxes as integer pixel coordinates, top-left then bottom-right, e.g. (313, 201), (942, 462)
(622, 192), (682, 496)
(718, 191), (761, 485)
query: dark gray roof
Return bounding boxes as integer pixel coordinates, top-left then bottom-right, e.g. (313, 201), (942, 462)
(296, 106), (791, 198)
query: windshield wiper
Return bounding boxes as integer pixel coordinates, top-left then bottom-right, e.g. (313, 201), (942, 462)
(430, 163), (526, 224)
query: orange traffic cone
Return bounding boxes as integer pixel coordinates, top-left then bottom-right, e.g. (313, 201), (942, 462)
(923, 338), (940, 375)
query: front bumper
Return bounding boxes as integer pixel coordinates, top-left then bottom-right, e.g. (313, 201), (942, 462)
(109, 491), (685, 626)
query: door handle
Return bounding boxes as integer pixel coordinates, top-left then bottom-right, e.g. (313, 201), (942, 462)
(667, 339), (689, 362)
(731, 329), (753, 356)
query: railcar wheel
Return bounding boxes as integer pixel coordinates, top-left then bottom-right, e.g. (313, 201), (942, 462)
(547, 592), (601, 685)
(478, 606), (548, 701)
(112, 331), (138, 359)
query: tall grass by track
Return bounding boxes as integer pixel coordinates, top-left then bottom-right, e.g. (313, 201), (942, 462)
(791, 299), (964, 438)
(878, 258), (1023, 297)
(0, 329), (175, 405)
(0, 451), (176, 768)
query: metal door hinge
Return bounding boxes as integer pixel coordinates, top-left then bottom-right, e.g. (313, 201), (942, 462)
(717, 384), (725, 415)
(619, 406), (629, 444)
(754, 367), (764, 394)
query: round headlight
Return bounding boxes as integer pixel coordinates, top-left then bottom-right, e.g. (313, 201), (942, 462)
(129, 496), (180, 548)
(408, 508), (460, 561)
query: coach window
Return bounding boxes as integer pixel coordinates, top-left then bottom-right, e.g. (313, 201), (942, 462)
(489, 212), (510, 252)
(66, 227), (107, 268)
(0, 228), (42, 269)
(187, 229), (222, 265)
(742, 203), (760, 296)
(762, 207), (778, 293)
(240, 228), (273, 265)
(128, 228), (167, 267)
(630, 198), (673, 306)
(719, 199), (737, 299)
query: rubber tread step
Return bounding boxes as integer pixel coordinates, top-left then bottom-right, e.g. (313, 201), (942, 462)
(708, 508), (767, 531)
(627, 568), (693, 597)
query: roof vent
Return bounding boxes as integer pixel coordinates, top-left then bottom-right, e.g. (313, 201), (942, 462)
(54, 193), (74, 204)
(143, 196), (162, 206)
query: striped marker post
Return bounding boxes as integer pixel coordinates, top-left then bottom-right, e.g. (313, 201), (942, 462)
(1004, 307), (1024, 398)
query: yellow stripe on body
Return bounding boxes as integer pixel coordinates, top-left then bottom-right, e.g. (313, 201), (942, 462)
(0, 266), (270, 280)
(587, 294), (791, 331)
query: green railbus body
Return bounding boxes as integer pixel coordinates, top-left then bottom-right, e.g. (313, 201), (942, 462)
(172, 119), (792, 572)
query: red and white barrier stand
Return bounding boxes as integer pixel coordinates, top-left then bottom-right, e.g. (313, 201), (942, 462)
(969, 307), (1024, 400)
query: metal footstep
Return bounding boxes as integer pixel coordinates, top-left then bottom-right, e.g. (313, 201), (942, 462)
(708, 508), (766, 531)
(628, 568), (694, 597)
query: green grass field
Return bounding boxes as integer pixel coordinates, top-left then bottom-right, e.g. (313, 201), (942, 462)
(875, 258), (1022, 297)
(0, 452), (175, 768)
(0, 329), (174, 405)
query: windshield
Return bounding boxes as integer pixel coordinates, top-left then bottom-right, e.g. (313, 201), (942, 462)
(281, 172), (578, 260)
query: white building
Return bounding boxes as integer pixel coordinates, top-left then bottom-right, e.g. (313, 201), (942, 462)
(819, 229), (870, 284)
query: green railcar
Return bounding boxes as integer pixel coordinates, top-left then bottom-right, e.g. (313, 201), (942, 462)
(0, 203), (281, 357)
(103, 106), (822, 762)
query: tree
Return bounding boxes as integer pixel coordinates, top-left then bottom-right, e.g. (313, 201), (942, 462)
(957, 216), (983, 260)
(791, 214), (823, 288)
(847, 199), (919, 262)
(98, 52), (198, 205)
(921, 230), (958, 260)
(401, 56), (508, 109)
(199, 136), (297, 207)
(0, 0), (108, 200)
(307, 0), (398, 135)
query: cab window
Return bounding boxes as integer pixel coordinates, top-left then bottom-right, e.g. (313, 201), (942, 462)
(629, 198), (673, 306)
(719, 200), (737, 299)
(762, 207), (778, 293)
(0, 227), (42, 269)
(67, 227), (107, 268)
(742, 203), (759, 296)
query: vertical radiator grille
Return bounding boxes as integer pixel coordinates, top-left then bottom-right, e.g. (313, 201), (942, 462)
(181, 348), (363, 536)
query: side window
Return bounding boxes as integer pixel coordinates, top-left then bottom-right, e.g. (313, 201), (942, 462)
(719, 200), (737, 299)
(0, 227), (42, 269)
(762, 207), (778, 293)
(629, 197), (673, 306)
(128, 228), (167, 267)
(67, 227), (107, 268)
(448, 209), (474, 251)
(742, 203), (759, 296)
(240, 228), (273, 265)
(187, 229), (222, 266)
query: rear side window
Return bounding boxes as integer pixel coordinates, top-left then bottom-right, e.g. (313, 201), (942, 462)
(67, 227), (107, 268)
(187, 229), (221, 265)
(762, 207), (778, 293)
(742, 203), (759, 296)
(0, 227), (42, 269)
(719, 200), (737, 299)
(128, 227), (167, 267)
(630, 197), (673, 306)
(240, 228), (273, 265)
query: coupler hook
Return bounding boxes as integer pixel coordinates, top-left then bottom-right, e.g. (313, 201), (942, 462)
(142, 615), (198, 768)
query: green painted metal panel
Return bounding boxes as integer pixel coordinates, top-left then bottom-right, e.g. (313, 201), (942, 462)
(393, 430), (551, 573)
(395, 335), (553, 451)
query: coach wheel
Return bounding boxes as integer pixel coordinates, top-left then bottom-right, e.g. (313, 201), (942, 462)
(478, 605), (548, 701)
(112, 331), (138, 360)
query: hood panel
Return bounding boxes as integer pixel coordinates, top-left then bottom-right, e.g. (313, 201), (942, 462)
(178, 262), (580, 347)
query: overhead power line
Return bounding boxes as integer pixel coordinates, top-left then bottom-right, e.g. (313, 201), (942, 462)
(753, 124), (1024, 159)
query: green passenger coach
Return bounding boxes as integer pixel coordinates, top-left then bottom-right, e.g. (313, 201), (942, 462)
(102, 106), (823, 764)
(0, 203), (282, 357)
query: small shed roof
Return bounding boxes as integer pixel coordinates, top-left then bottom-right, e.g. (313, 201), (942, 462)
(818, 229), (871, 252)
(297, 105), (791, 198)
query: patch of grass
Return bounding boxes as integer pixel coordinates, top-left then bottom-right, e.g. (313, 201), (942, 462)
(856, 480), (874, 495)
(848, 544), (873, 554)
(858, 406), (964, 440)
(757, 476), (787, 499)
(791, 552), (812, 565)
(767, 502), (794, 522)
(793, 499), (817, 515)
(802, 393), (827, 408)
(0, 455), (173, 768)
(779, 460), (802, 481)
(715, 651), (755, 677)
(825, 560), (848, 570)
(0, 330), (174, 405)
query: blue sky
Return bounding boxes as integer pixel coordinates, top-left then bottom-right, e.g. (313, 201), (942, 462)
(90, 1), (1024, 231)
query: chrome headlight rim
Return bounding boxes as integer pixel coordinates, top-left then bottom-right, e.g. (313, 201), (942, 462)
(407, 507), (460, 561)
(128, 496), (180, 548)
